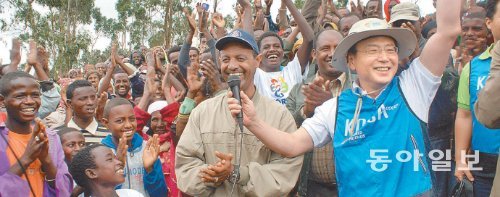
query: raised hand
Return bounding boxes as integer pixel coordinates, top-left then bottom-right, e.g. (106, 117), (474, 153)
(212, 13), (226, 28)
(238, 0), (252, 8)
(10, 38), (21, 67)
(116, 134), (128, 166)
(350, 0), (363, 17)
(401, 22), (420, 40)
(143, 134), (160, 173)
(264, 0), (273, 8)
(200, 59), (224, 95)
(34, 119), (50, 162)
(183, 7), (197, 33)
(200, 151), (233, 185)
(186, 63), (205, 98)
(302, 76), (333, 117)
(27, 40), (38, 66)
(255, 0), (263, 9)
(227, 90), (256, 126)
(196, 2), (204, 15)
(19, 119), (46, 167)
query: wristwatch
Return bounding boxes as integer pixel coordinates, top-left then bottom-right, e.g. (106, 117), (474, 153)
(227, 166), (240, 184)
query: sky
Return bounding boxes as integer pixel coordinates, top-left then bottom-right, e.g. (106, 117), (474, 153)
(0, 0), (435, 66)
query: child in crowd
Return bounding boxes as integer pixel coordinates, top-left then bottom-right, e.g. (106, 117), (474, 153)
(58, 126), (86, 164)
(70, 144), (144, 197)
(100, 98), (167, 197)
(57, 126), (86, 197)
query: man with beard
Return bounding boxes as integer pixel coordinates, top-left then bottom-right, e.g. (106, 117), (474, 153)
(254, 0), (314, 105)
(66, 80), (108, 145)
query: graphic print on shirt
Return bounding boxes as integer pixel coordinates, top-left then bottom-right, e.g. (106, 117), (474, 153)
(269, 76), (289, 104)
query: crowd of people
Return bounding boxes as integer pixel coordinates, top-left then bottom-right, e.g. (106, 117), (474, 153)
(0, 0), (499, 196)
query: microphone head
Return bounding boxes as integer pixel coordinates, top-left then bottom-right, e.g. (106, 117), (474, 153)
(227, 74), (241, 88)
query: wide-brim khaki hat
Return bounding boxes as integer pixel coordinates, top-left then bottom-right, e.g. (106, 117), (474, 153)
(332, 18), (417, 74)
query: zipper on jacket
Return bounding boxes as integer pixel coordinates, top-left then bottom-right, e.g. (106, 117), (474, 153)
(410, 134), (427, 173)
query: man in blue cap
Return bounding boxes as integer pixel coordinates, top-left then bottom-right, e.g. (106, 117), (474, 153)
(174, 29), (303, 196)
(226, 0), (462, 195)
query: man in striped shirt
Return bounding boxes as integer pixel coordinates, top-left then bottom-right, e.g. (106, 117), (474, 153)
(66, 80), (108, 145)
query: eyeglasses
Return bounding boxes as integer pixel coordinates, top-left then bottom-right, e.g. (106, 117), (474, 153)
(357, 46), (399, 57)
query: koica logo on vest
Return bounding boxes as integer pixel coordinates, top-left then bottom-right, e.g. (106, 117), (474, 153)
(344, 103), (399, 138)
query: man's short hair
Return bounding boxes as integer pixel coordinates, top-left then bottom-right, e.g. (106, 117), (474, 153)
(103, 98), (133, 119)
(66, 80), (93, 100)
(257, 31), (284, 50)
(70, 144), (104, 190)
(313, 30), (343, 50)
(0, 71), (37, 97)
(487, 0), (500, 19)
(57, 126), (81, 138)
(167, 45), (181, 62)
(339, 14), (361, 28)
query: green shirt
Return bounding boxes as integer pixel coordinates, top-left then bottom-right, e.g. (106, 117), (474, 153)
(457, 44), (494, 110)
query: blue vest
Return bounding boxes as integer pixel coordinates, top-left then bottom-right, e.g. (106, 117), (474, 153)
(334, 79), (433, 196)
(469, 54), (500, 154)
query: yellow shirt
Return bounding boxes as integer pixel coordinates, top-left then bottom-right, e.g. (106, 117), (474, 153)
(7, 131), (44, 197)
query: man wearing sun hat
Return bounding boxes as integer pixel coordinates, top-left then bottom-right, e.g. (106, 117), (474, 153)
(225, 0), (462, 196)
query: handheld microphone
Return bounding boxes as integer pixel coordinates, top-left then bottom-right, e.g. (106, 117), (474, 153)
(228, 74), (244, 132)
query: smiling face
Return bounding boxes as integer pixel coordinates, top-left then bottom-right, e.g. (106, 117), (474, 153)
(314, 30), (344, 79)
(348, 36), (399, 92)
(462, 18), (488, 53)
(259, 36), (284, 71)
(132, 52), (143, 67)
(150, 111), (167, 135)
(68, 86), (97, 119)
(0, 78), (41, 124)
(113, 73), (130, 98)
(104, 104), (137, 142)
(220, 42), (261, 96)
(89, 146), (125, 186)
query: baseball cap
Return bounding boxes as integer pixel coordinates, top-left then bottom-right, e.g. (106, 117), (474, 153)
(331, 18), (417, 74)
(388, 2), (420, 24)
(215, 29), (259, 54)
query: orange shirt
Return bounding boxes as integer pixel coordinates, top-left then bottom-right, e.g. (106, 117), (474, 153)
(0, 112), (6, 124)
(6, 131), (44, 197)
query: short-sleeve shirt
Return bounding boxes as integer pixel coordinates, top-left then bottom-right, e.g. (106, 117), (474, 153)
(457, 44), (494, 110)
(303, 57), (441, 147)
(254, 55), (308, 105)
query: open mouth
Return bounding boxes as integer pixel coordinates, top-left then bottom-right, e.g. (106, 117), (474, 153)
(267, 54), (279, 61)
(115, 167), (124, 175)
(374, 67), (391, 72)
(123, 130), (134, 137)
(21, 107), (36, 116)
(85, 107), (96, 113)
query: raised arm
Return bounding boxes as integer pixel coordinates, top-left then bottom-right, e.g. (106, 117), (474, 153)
(283, 0), (315, 72)
(238, 0), (254, 35)
(419, 0), (461, 76)
(98, 46), (118, 96)
(277, 2), (289, 31)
